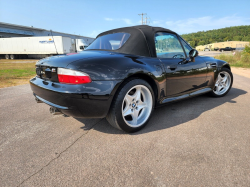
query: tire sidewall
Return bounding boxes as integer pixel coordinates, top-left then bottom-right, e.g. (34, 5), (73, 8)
(114, 79), (155, 133)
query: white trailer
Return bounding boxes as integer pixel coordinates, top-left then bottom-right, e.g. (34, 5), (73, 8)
(0, 36), (77, 59)
(75, 39), (90, 52)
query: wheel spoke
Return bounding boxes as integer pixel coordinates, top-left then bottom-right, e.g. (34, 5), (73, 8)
(221, 75), (228, 83)
(137, 102), (147, 110)
(216, 85), (221, 93)
(135, 87), (142, 102)
(219, 85), (224, 92)
(123, 106), (132, 116)
(131, 109), (139, 126)
(125, 94), (134, 104)
(218, 74), (223, 82)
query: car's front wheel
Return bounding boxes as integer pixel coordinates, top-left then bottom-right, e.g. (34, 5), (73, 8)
(106, 79), (154, 133)
(210, 68), (233, 97)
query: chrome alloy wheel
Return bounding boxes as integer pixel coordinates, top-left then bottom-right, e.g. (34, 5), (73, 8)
(213, 71), (231, 95)
(122, 85), (153, 128)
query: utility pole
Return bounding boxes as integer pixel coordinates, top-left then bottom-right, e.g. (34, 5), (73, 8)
(145, 17), (150, 25)
(138, 13), (147, 25)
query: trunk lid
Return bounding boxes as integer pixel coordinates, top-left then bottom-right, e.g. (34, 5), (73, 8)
(35, 51), (109, 82)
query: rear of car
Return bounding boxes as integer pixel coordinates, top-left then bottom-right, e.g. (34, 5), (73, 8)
(30, 32), (132, 119)
(30, 53), (117, 118)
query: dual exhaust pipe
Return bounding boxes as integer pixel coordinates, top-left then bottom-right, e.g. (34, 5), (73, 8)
(49, 107), (62, 115)
(35, 98), (62, 115)
(35, 97), (43, 103)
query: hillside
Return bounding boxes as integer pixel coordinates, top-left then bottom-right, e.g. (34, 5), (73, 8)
(181, 25), (250, 47)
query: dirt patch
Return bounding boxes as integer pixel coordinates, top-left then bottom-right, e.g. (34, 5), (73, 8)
(0, 77), (34, 88)
(0, 62), (36, 88)
(231, 67), (250, 79)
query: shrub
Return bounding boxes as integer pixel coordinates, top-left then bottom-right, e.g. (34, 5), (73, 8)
(214, 51), (250, 68)
(242, 45), (250, 55)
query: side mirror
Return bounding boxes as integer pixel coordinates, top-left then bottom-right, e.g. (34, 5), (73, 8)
(79, 46), (84, 50)
(189, 49), (198, 62)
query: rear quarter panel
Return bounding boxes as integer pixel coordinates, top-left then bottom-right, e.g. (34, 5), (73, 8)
(66, 54), (164, 81)
(66, 53), (165, 104)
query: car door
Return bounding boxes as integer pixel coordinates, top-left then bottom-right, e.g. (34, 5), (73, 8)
(155, 32), (208, 97)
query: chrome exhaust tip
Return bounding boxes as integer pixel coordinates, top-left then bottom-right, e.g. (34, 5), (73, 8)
(49, 107), (62, 115)
(35, 97), (43, 103)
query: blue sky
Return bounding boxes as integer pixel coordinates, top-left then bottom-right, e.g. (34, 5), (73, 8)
(0, 0), (249, 38)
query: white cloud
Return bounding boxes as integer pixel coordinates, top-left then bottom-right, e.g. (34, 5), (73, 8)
(164, 15), (250, 34)
(104, 18), (114, 21)
(122, 18), (132, 25)
(92, 15), (250, 37)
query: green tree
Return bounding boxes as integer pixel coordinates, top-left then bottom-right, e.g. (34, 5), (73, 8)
(223, 37), (229, 41)
(181, 25), (250, 48)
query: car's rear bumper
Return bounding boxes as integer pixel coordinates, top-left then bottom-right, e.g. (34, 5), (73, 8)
(30, 77), (122, 118)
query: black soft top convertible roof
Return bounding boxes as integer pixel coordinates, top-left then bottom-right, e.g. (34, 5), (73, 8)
(96, 25), (177, 57)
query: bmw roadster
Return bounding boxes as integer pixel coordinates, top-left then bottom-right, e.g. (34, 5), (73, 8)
(30, 25), (233, 132)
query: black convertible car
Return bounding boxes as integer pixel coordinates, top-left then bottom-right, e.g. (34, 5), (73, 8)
(30, 25), (233, 132)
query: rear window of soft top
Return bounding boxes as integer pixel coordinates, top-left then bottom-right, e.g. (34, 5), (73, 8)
(86, 33), (130, 50)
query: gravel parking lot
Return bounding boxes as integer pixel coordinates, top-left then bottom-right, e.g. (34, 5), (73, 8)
(1, 74), (250, 186)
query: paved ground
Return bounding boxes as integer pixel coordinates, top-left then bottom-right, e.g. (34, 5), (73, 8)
(1, 74), (250, 187)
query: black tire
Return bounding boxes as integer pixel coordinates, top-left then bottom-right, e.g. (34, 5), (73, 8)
(10, 54), (15, 60)
(106, 78), (155, 133)
(210, 67), (233, 97)
(5, 54), (9, 59)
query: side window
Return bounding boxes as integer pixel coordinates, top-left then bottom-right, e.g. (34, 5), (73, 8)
(155, 32), (185, 59)
(180, 37), (192, 55)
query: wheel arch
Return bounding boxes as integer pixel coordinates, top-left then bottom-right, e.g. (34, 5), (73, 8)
(216, 60), (231, 71)
(111, 73), (159, 107)
(222, 64), (231, 70)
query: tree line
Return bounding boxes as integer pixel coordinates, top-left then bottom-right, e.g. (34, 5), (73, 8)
(181, 25), (250, 48)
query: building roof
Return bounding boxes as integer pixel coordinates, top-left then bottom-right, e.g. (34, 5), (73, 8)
(0, 22), (46, 31)
(0, 22), (93, 39)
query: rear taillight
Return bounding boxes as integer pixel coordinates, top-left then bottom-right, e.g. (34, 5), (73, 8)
(57, 68), (91, 84)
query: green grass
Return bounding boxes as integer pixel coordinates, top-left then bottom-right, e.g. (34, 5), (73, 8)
(0, 67), (36, 77)
(214, 51), (250, 68)
(0, 62), (36, 88)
